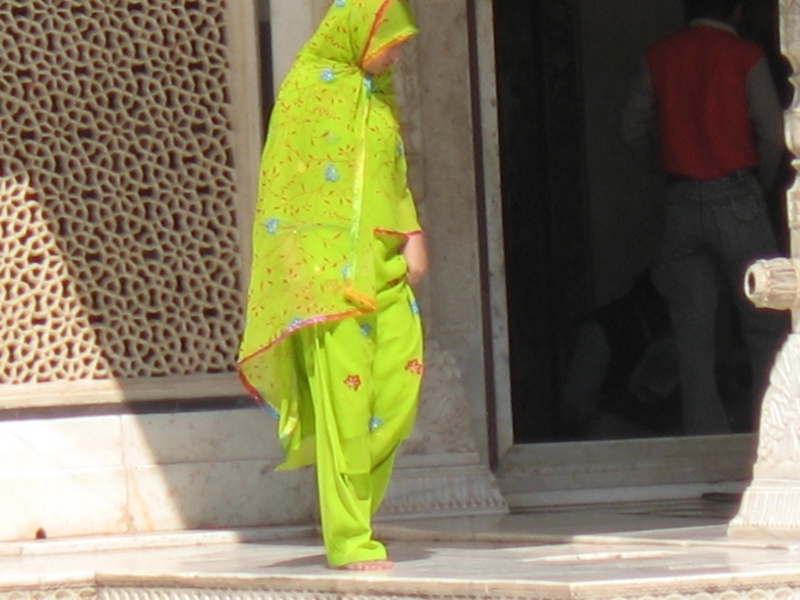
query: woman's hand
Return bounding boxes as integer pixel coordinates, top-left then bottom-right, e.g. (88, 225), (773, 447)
(402, 233), (428, 286)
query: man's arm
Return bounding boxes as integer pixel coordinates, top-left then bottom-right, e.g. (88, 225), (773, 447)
(747, 56), (784, 190)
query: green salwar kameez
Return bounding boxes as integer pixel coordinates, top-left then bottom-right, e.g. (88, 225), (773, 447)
(237, 0), (423, 568)
(297, 236), (422, 566)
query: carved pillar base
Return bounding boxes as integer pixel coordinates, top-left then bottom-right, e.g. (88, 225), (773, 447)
(730, 483), (800, 538)
(729, 333), (800, 538)
(379, 340), (508, 519)
(380, 456), (508, 519)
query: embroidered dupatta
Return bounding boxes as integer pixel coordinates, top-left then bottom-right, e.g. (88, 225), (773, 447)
(238, 0), (421, 465)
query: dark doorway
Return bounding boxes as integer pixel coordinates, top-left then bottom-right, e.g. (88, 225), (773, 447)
(493, 0), (786, 444)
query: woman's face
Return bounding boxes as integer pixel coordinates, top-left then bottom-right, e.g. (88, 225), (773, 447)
(361, 41), (406, 75)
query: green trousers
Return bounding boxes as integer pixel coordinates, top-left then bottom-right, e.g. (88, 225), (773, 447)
(295, 239), (423, 567)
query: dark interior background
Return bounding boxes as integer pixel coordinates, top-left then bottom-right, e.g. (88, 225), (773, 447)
(492, 0), (790, 444)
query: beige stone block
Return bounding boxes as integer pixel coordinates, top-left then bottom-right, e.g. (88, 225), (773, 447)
(126, 461), (316, 532)
(120, 410), (282, 467)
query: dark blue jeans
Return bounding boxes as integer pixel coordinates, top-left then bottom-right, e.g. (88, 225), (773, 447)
(656, 172), (786, 435)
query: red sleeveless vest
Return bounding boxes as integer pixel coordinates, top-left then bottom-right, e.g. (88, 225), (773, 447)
(645, 24), (762, 180)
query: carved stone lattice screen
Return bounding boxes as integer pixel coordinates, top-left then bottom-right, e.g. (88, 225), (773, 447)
(0, 1), (242, 384)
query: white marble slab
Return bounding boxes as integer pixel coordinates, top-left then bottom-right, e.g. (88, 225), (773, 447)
(498, 436), (755, 507)
(2, 506), (800, 600)
(0, 467), (129, 541)
(0, 416), (123, 471)
(125, 462), (315, 532)
(120, 410), (282, 466)
(0, 374), (246, 409)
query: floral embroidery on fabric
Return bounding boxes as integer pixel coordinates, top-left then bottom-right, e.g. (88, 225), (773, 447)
(409, 299), (420, 316)
(344, 375), (362, 391)
(369, 416), (384, 431)
(264, 218), (280, 235)
(406, 359), (424, 375)
(321, 67), (335, 82)
(360, 323), (373, 338)
(236, 1), (421, 465)
(324, 164), (340, 182)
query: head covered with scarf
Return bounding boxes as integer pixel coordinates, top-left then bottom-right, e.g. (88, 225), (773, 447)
(238, 0), (421, 451)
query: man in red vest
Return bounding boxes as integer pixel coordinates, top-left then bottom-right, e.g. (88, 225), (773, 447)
(622, 0), (786, 435)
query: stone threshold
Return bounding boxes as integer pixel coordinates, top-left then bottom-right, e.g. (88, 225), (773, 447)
(4, 513), (799, 560)
(5, 507), (800, 600)
(5, 542), (800, 600)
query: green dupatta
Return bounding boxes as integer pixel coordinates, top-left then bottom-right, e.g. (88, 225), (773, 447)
(238, 0), (421, 467)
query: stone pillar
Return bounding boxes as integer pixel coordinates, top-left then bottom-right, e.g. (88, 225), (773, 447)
(267, 0), (314, 95)
(379, 0), (508, 518)
(728, 0), (800, 538)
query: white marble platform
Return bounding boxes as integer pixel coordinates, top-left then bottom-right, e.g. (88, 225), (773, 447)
(6, 498), (800, 600)
(0, 393), (503, 541)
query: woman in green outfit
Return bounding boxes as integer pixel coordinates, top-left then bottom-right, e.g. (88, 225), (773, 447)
(238, 0), (427, 571)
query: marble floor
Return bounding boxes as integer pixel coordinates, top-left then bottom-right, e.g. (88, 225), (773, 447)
(6, 496), (800, 600)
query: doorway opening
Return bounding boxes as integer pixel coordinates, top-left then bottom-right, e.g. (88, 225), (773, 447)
(492, 0), (788, 445)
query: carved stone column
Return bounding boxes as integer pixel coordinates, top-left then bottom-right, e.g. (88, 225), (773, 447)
(728, 0), (800, 538)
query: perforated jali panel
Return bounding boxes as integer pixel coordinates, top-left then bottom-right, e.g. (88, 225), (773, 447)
(0, 1), (242, 384)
